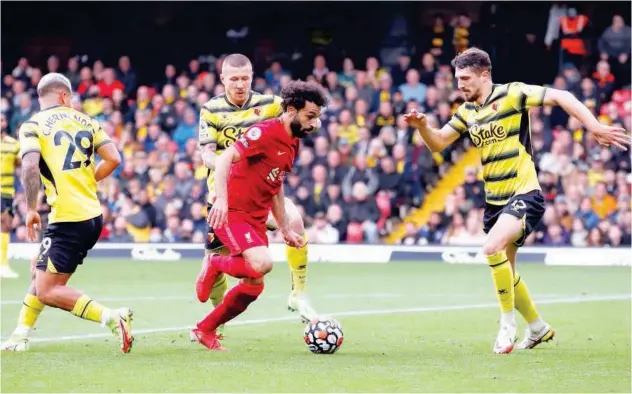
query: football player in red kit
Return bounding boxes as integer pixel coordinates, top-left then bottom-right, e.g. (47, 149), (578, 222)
(193, 81), (328, 350)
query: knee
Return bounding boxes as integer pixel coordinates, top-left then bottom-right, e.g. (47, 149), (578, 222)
(247, 255), (274, 275)
(482, 238), (507, 257)
(36, 285), (55, 306)
(288, 215), (304, 235)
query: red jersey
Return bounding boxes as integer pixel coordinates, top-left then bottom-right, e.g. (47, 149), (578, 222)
(230, 118), (300, 224)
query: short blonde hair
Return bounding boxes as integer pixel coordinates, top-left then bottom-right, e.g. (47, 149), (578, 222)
(37, 73), (72, 97)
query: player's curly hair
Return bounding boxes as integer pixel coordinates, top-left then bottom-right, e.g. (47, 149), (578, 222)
(451, 47), (492, 74)
(280, 80), (328, 111)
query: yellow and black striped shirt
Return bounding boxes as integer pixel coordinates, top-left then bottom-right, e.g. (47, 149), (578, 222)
(1, 135), (20, 199)
(198, 92), (283, 203)
(448, 82), (546, 205)
(19, 106), (113, 223)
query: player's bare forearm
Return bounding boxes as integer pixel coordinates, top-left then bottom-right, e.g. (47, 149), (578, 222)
(415, 125), (456, 152)
(214, 145), (241, 200)
(542, 88), (601, 129)
(201, 142), (217, 170)
(271, 190), (289, 232)
(21, 152), (41, 211)
(95, 142), (121, 182)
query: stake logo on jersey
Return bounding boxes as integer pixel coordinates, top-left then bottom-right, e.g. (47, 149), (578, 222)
(448, 82), (547, 205)
(198, 92), (283, 203)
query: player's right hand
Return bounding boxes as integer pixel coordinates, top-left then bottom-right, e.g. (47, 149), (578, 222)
(282, 229), (305, 249)
(25, 209), (41, 242)
(207, 197), (228, 229)
(403, 109), (428, 129)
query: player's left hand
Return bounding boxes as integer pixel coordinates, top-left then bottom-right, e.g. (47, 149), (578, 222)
(589, 124), (631, 151)
(25, 209), (41, 242)
(282, 229), (305, 248)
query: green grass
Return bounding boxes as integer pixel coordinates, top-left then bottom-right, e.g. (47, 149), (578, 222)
(1, 259), (630, 393)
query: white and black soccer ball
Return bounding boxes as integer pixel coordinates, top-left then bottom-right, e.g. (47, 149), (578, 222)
(303, 317), (344, 354)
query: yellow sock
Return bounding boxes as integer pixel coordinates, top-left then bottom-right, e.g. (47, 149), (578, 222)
(287, 233), (308, 294)
(18, 293), (45, 330)
(210, 273), (228, 307)
(514, 273), (540, 323)
(1, 232), (9, 267)
(486, 251), (514, 314)
(71, 295), (106, 324)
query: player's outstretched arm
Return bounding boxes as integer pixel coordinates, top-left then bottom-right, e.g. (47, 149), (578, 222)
(542, 88), (630, 150)
(95, 142), (122, 182)
(403, 109), (461, 152)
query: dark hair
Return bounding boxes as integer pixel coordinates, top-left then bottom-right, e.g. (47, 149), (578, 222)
(451, 47), (492, 74)
(280, 80), (328, 111)
(223, 53), (251, 68)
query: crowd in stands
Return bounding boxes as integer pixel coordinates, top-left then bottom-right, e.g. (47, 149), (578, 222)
(1, 10), (630, 247)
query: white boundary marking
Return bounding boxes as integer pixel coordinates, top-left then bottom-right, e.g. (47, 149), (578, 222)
(15, 294), (630, 344)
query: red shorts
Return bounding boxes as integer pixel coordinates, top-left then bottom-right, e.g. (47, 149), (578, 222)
(213, 217), (268, 256)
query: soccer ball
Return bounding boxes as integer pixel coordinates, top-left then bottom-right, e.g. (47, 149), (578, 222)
(303, 317), (344, 354)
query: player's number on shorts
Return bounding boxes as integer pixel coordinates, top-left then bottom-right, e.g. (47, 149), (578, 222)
(40, 237), (52, 256)
(54, 130), (94, 171)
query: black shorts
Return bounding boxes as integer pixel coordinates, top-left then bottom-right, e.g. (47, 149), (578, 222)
(483, 190), (545, 247)
(36, 215), (103, 274)
(205, 203), (225, 251)
(1, 197), (14, 217)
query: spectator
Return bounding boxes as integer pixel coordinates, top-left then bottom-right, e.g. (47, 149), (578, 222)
(9, 93), (33, 133)
(592, 182), (618, 219)
(306, 212), (340, 244)
(598, 15), (631, 60)
(172, 107), (197, 151)
(109, 217), (135, 242)
(347, 182), (380, 243)
(418, 212), (446, 245)
(399, 69), (427, 104)
(342, 154), (379, 200)
(400, 222), (422, 245)
(97, 68), (125, 98)
(117, 56), (138, 97)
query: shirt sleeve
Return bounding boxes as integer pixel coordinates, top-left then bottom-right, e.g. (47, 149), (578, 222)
(233, 125), (268, 159)
(18, 121), (41, 158)
(447, 104), (469, 134)
(269, 95), (284, 117)
(509, 82), (547, 111)
(93, 120), (113, 150)
(199, 107), (218, 146)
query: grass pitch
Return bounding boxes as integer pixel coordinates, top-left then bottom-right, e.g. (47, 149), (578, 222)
(1, 259), (630, 393)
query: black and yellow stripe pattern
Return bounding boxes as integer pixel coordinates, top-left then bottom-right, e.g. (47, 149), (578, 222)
(1, 135), (20, 199)
(18, 107), (112, 223)
(448, 82), (546, 205)
(198, 92), (283, 203)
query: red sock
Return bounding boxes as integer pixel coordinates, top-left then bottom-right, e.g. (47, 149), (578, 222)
(197, 281), (264, 332)
(211, 255), (263, 279)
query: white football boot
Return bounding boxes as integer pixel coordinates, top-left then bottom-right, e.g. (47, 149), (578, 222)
(516, 324), (555, 350)
(287, 292), (318, 324)
(493, 324), (518, 354)
(1, 333), (29, 352)
(106, 308), (134, 354)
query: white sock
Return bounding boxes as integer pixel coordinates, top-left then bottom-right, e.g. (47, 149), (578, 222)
(501, 311), (516, 327)
(528, 317), (546, 333)
(14, 325), (32, 337)
(100, 308), (114, 327)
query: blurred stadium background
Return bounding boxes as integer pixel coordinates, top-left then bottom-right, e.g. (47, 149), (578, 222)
(1, 1), (630, 247)
(1, 2), (631, 393)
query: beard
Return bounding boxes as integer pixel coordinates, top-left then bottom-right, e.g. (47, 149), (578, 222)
(290, 118), (313, 138)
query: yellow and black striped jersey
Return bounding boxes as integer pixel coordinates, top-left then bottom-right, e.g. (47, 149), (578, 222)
(199, 92), (283, 203)
(1, 135), (20, 199)
(18, 105), (113, 223)
(448, 82), (546, 205)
